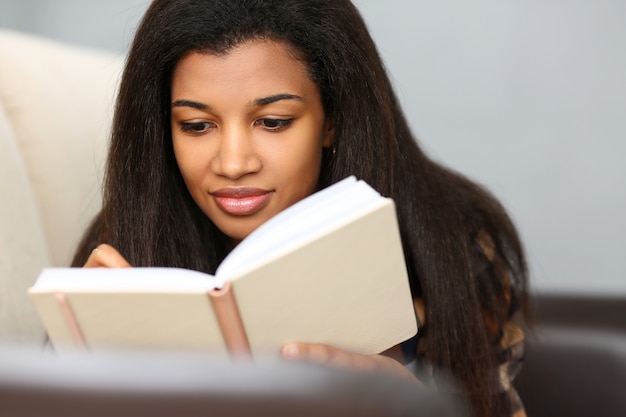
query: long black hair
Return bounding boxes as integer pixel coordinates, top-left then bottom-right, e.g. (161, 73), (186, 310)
(73, 1), (529, 415)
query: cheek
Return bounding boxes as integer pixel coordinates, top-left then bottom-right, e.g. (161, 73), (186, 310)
(283, 119), (326, 165)
(173, 140), (208, 191)
(269, 137), (323, 178)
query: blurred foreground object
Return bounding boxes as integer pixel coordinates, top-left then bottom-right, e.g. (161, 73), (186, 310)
(516, 294), (626, 417)
(0, 347), (465, 417)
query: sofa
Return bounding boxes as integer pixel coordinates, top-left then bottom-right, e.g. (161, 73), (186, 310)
(515, 294), (626, 417)
(0, 29), (123, 343)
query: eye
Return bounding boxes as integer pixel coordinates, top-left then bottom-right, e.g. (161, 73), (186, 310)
(255, 118), (294, 131)
(180, 121), (215, 134)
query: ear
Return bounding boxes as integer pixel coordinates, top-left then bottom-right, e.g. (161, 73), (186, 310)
(322, 119), (335, 148)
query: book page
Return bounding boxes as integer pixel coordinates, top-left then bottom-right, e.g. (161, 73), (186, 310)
(31, 268), (220, 292)
(29, 268), (228, 354)
(216, 176), (382, 281)
(230, 200), (417, 355)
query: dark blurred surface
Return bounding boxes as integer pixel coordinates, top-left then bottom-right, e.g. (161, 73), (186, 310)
(516, 294), (626, 417)
(0, 348), (466, 417)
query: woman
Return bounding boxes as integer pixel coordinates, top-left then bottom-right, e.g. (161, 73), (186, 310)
(73, 1), (529, 416)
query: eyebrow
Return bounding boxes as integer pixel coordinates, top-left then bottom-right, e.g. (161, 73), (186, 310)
(171, 93), (303, 110)
(171, 99), (210, 110)
(253, 93), (303, 106)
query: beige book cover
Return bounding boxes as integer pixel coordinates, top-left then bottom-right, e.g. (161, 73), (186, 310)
(28, 177), (418, 358)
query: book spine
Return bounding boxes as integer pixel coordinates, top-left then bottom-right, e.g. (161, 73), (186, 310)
(208, 282), (252, 360)
(55, 292), (88, 350)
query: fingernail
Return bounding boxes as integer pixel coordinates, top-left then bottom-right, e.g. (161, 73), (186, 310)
(282, 344), (299, 359)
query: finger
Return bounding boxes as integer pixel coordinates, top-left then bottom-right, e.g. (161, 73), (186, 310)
(282, 343), (373, 370)
(84, 243), (132, 268)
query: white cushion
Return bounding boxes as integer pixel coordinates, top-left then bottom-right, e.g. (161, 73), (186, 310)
(0, 29), (122, 267)
(0, 105), (48, 343)
(0, 30), (123, 342)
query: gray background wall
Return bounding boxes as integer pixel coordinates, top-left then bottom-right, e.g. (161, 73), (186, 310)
(1, 0), (624, 295)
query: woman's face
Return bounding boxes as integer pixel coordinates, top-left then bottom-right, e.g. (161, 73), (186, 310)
(171, 40), (333, 243)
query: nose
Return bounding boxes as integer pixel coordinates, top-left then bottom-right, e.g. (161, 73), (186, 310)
(210, 125), (262, 179)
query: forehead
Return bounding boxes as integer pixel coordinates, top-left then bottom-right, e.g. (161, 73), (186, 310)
(171, 40), (316, 101)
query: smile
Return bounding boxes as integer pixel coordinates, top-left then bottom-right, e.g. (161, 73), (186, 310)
(211, 187), (273, 216)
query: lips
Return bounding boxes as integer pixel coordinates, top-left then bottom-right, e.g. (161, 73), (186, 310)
(211, 187), (273, 216)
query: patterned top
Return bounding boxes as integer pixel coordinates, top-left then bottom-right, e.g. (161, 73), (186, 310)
(497, 320), (526, 417)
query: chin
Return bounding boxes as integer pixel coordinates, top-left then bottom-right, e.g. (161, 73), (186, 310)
(212, 209), (278, 244)
(217, 221), (260, 244)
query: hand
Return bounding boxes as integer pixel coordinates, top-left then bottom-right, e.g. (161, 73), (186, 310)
(281, 343), (422, 384)
(83, 243), (131, 268)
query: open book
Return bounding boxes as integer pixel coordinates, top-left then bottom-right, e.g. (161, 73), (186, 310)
(29, 177), (417, 358)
